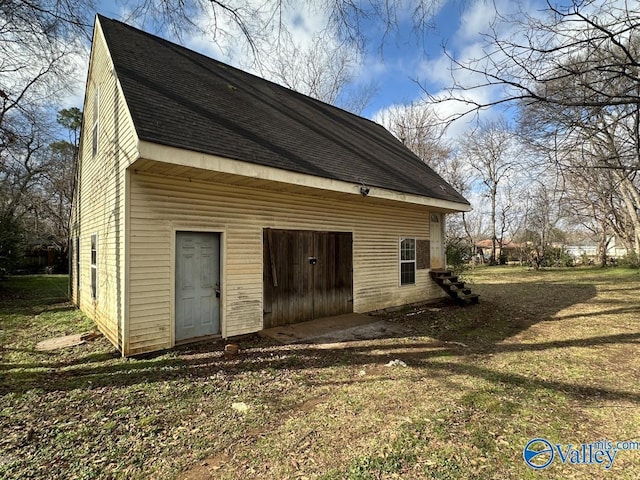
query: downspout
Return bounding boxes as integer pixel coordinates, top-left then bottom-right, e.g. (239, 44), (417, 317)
(112, 69), (123, 355)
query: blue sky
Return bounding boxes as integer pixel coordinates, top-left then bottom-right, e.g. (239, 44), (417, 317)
(357, 0), (466, 117)
(73, 0), (541, 134)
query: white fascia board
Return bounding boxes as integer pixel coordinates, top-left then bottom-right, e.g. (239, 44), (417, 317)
(137, 140), (472, 213)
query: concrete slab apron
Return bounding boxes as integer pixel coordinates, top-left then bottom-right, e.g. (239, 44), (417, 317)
(260, 313), (412, 345)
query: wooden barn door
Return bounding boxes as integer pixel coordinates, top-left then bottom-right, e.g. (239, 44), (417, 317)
(312, 232), (353, 318)
(264, 229), (314, 327)
(263, 229), (353, 328)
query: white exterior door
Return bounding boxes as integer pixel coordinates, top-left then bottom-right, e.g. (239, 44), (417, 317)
(430, 213), (444, 269)
(175, 232), (220, 341)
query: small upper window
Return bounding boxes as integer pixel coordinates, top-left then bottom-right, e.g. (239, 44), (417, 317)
(400, 238), (416, 285)
(91, 89), (99, 157)
(91, 233), (98, 299)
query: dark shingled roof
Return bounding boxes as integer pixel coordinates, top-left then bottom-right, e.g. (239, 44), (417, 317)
(97, 15), (469, 205)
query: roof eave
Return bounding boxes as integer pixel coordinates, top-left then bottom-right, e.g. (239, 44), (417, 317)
(136, 140), (472, 213)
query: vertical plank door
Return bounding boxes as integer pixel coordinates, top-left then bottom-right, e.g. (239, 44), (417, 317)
(263, 229), (353, 328)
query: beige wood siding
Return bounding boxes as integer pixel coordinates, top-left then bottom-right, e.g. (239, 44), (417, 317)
(69, 21), (139, 353)
(128, 170), (444, 355)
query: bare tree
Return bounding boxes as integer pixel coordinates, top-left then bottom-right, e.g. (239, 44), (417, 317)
(561, 164), (626, 266)
(0, 114), (52, 269)
(377, 101), (452, 169)
(518, 180), (566, 269)
(0, 107), (80, 269)
(260, 32), (377, 114)
(458, 118), (515, 264)
(427, 0), (640, 261)
(37, 108), (81, 250)
(518, 58), (640, 257)
(426, 1), (640, 124)
(1, 2), (86, 150)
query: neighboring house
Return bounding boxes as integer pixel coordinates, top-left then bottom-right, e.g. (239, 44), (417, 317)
(70, 15), (471, 356)
(475, 239), (522, 263)
(565, 238), (627, 263)
(18, 236), (65, 274)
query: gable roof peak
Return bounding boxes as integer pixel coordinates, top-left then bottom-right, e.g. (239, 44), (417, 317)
(95, 15), (469, 205)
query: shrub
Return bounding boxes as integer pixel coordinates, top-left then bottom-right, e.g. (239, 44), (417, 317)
(618, 252), (639, 268)
(446, 238), (472, 271)
(542, 246), (574, 268)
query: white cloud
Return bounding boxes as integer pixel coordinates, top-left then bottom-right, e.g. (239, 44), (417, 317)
(181, 9), (252, 69)
(371, 87), (497, 143)
(179, 2), (353, 79)
(403, 0), (552, 138)
(456, 0), (544, 45)
(456, 0), (500, 43)
(357, 55), (388, 85)
(62, 46), (90, 109)
(417, 53), (453, 88)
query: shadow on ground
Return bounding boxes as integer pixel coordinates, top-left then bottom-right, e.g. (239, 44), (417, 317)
(6, 273), (639, 402)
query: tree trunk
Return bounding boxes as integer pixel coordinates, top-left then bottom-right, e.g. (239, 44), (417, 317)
(597, 230), (608, 268)
(619, 178), (640, 255)
(490, 186), (497, 264)
(462, 212), (477, 267)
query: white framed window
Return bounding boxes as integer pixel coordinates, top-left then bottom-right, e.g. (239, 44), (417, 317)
(90, 233), (98, 299)
(399, 237), (416, 285)
(91, 89), (99, 157)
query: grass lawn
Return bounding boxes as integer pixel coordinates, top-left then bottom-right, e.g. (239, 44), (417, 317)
(1, 267), (639, 479)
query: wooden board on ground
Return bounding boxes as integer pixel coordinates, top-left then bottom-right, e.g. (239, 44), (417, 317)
(35, 332), (100, 351)
(36, 334), (86, 351)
